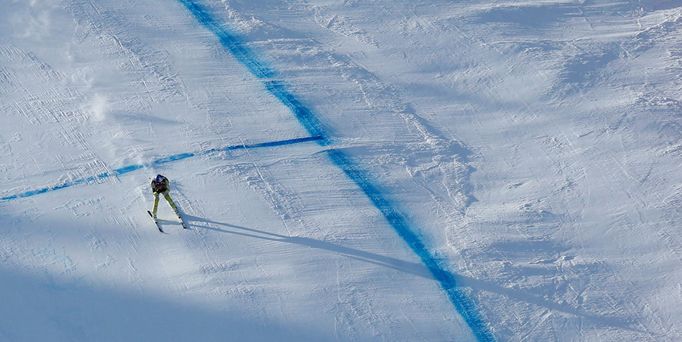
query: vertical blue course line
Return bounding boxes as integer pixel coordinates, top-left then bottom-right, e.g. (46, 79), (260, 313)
(326, 149), (495, 342)
(176, 0), (330, 145)
(177, 1), (496, 341)
(176, 0), (274, 79)
(264, 81), (330, 146)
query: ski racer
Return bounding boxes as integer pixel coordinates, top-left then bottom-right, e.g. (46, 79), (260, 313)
(150, 174), (180, 220)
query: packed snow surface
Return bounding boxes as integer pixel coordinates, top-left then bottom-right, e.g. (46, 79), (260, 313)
(1, 0), (681, 341)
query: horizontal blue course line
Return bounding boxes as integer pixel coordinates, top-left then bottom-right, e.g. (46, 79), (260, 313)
(177, 1), (495, 340)
(0, 136), (322, 202)
(229, 135), (323, 151)
(113, 165), (144, 176)
(152, 152), (195, 166)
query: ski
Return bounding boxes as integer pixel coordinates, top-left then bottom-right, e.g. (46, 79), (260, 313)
(175, 211), (189, 229)
(147, 210), (164, 233)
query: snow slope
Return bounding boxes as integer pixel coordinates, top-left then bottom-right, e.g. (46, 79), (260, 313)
(1, 0), (681, 341)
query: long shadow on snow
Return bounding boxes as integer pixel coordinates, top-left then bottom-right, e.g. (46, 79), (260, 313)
(186, 215), (645, 333)
(185, 215), (431, 279)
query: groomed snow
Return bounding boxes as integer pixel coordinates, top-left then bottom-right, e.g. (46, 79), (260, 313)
(1, 0), (681, 341)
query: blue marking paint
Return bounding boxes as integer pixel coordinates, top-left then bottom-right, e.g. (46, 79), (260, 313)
(51, 183), (72, 190)
(231, 135), (323, 150)
(327, 149), (495, 342)
(177, 0), (274, 79)
(264, 81), (329, 145)
(113, 164), (144, 176)
(1, 136), (322, 202)
(152, 152), (196, 166)
(177, 1), (495, 340)
(176, 0), (329, 144)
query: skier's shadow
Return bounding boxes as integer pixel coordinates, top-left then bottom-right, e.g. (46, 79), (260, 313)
(184, 214), (644, 332)
(183, 214), (432, 279)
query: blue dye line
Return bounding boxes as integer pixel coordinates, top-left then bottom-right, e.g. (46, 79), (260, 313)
(177, 1), (495, 340)
(152, 152), (196, 166)
(176, 0), (330, 145)
(177, 0), (274, 79)
(264, 81), (330, 145)
(327, 150), (496, 342)
(226, 135), (322, 151)
(0, 136), (322, 202)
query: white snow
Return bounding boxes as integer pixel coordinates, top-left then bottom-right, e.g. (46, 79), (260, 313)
(1, 0), (681, 341)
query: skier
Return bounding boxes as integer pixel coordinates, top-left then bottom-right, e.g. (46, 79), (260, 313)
(149, 174), (183, 225)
